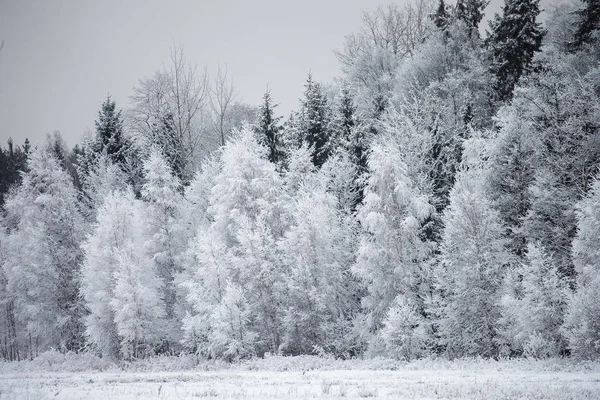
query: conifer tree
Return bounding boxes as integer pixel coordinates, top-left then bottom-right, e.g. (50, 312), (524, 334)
(299, 74), (332, 168)
(455, 0), (489, 36)
(256, 89), (283, 165)
(432, 0), (450, 31)
(486, 0), (545, 101)
(572, 0), (600, 49)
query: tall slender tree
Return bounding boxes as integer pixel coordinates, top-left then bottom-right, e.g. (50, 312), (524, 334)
(255, 89), (283, 165)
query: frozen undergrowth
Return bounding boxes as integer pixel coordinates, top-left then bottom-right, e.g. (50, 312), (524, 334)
(2, 352), (599, 400)
(1, 350), (599, 374)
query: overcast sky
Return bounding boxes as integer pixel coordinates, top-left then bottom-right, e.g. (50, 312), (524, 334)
(0, 0), (512, 148)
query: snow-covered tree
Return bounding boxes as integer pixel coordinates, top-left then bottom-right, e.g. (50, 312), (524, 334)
(280, 181), (357, 355)
(486, 0), (545, 101)
(207, 281), (256, 361)
(111, 233), (166, 360)
(182, 127), (288, 357)
(380, 296), (428, 360)
(499, 243), (568, 358)
(563, 176), (600, 359)
(141, 149), (186, 349)
(436, 139), (509, 358)
(353, 134), (435, 348)
(81, 190), (165, 359)
(3, 147), (85, 352)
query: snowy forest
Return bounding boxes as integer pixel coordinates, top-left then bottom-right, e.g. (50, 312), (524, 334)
(1, 0), (600, 364)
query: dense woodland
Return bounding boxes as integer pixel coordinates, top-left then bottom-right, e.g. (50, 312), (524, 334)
(1, 0), (600, 362)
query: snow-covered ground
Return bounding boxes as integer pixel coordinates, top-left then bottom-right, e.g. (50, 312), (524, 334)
(1, 354), (599, 399)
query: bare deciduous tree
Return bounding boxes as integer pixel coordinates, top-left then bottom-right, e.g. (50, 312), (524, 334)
(210, 65), (237, 146)
(335, 0), (435, 115)
(129, 45), (210, 182)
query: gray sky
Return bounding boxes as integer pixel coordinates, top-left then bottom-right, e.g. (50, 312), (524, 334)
(0, 0), (510, 148)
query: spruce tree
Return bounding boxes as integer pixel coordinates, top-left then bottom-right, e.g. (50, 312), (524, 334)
(486, 0), (545, 101)
(572, 0), (600, 49)
(455, 0), (489, 36)
(256, 89), (283, 165)
(299, 74), (332, 168)
(94, 96), (129, 167)
(432, 0), (450, 31)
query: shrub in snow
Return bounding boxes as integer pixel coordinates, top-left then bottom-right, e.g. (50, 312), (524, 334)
(380, 297), (428, 360)
(208, 282), (256, 361)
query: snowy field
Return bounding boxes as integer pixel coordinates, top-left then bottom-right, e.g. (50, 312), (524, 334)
(1, 355), (599, 399)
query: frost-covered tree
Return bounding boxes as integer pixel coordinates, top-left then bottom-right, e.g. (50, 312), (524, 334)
(208, 281), (256, 361)
(82, 190), (165, 359)
(563, 176), (600, 359)
(130, 46), (210, 183)
(380, 297), (428, 360)
(79, 153), (127, 221)
(394, 20), (496, 212)
(111, 233), (166, 360)
(3, 147), (84, 352)
(499, 243), (568, 358)
(336, 0), (436, 115)
(353, 134), (435, 348)
(182, 127), (288, 357)
(436, 139), (509, 358)
(141, 149), (186, 349)
(78, 97), (139, 197)
(280, 180), (357, 356)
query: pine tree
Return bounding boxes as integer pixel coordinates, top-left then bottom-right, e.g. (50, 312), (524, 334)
(329, 85), (367, 209)
(488, 108), (537, 258)
(486, 0), (545, 101)
(255, 89), (283, 165)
